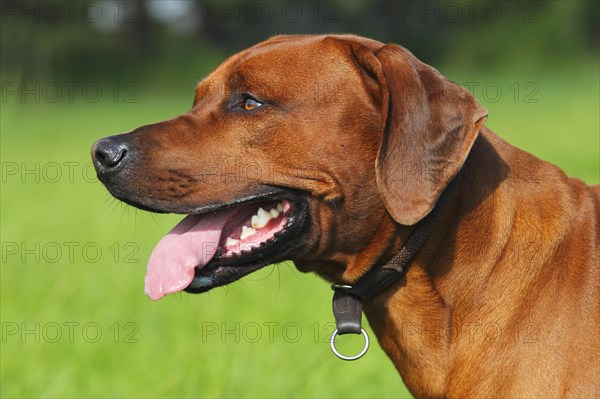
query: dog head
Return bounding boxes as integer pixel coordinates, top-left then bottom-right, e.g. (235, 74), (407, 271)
(91, 35), (486, 299)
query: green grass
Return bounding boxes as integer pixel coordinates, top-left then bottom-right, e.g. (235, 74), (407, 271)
(1, 63), (598, 399)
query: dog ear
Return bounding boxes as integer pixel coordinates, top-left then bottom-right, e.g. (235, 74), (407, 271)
(351, 42), (488, 225)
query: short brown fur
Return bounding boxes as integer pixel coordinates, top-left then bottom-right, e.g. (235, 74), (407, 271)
(94, 35), (600, 398)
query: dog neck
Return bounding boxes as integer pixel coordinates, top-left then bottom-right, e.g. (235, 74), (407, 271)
(362, 131), (511, 397)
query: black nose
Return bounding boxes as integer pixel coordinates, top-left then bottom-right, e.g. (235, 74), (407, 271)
(91, 137), (129, 173)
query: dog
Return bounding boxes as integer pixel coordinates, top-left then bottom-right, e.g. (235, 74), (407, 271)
(91, 35), (599, 398)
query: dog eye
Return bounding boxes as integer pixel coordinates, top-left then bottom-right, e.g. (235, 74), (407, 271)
(241, 97), (262, 111)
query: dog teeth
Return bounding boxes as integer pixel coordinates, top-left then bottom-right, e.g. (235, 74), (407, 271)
(240, 226), (257, 239)
(250, 204), (283, 229)
(225, 237), (239, 247)
(251, 207), (270, 228)
(258, 207), (270, 219)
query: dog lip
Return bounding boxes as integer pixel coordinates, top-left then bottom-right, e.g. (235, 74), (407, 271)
(105, 186), (291, 215)
(185, 189), (292, 216)
(183, 192), (309, 293)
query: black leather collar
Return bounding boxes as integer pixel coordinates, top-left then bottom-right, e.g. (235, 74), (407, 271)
(330, 172), (460, 359)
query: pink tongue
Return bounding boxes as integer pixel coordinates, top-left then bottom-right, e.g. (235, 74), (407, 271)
(144, 208), (236, 301)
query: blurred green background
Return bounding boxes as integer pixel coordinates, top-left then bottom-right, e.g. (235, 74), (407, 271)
(1, 1), (598, 398)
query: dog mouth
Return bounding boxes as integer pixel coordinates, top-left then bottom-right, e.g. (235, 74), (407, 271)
(144, 193), (308, 300)
(218, 200), (291, 258)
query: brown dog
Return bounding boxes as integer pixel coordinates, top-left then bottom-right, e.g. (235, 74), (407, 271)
(91, 35), (599, 398)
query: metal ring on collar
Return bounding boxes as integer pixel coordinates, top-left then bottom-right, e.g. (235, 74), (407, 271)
(331, 284), (353, 291)
(330, 328), (370, 361)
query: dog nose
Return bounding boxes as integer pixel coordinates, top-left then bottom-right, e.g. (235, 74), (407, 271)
(91, 137), (129, 172)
